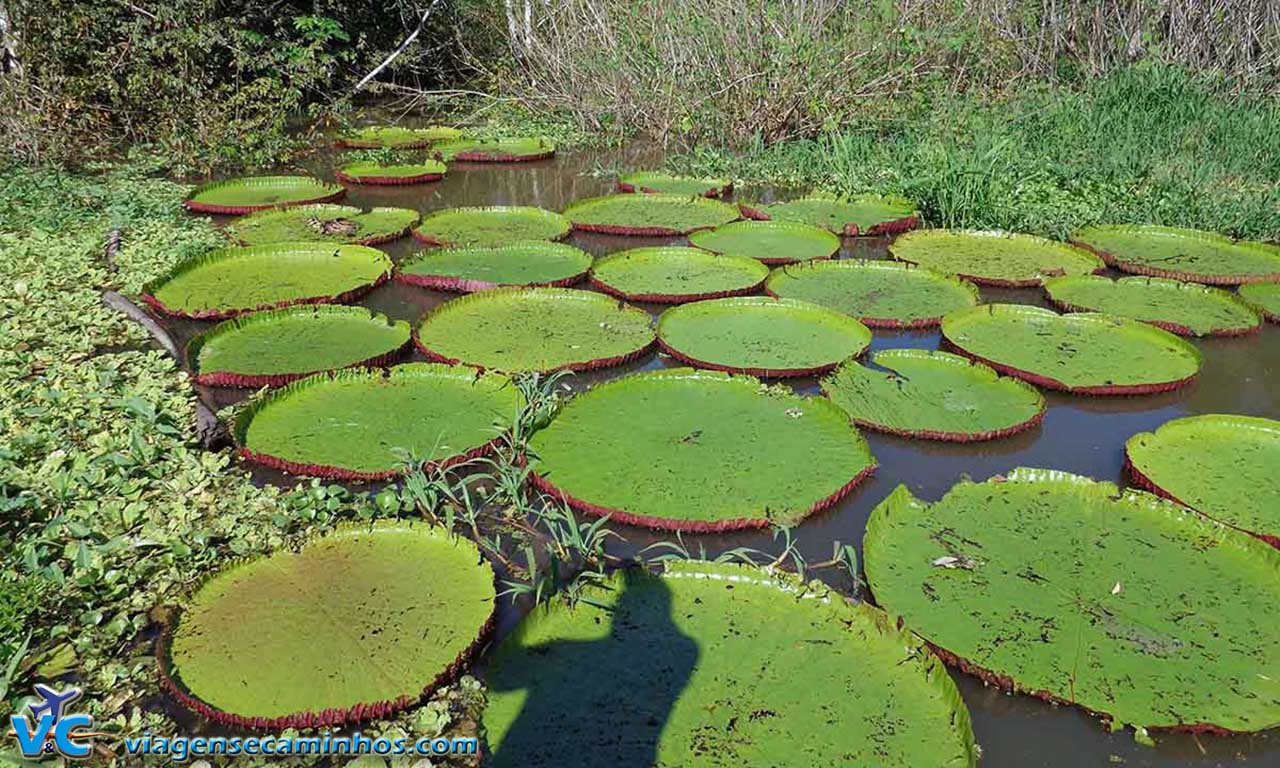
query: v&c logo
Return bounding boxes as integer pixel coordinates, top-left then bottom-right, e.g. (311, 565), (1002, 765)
(8, 684), (106, 760)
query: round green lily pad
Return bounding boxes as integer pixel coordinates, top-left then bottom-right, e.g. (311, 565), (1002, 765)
(941, 304), (1202, 395)
(335, 125), (465, 149)
(688, 220), (841, 265)
(1044, 275), (1261, 337)
(1126, 414), (1280, 548)
(657, 296), (871, 377)
(398, 241), (592, 292)
(183, 176), (345, 215)
(822, 349), (1045, 441)
(589, 247), (768, 303)
(335, 160), (446, 185)
(187, 305), (411, 388)
(742, 193), (919, 236)
(865, 468), (1280, 734)
(562, 194), (740, 236)
(433, 136), (555, 162)
(225, 204), (418, 246)
(482, 561), (976, 767)
(766, 260), (979, 328)
(233, 363), (523, 480)
(140, 243), (393, 320)
(414, 288), (655, 373)
(617, 171), (732, 197)
(1071, 225), (1280, 285)
(1238, 281), (1280, 322)
(162, 521), (495, 729)
(890, 229), (1103, 287)
(412, 206), (571, 247)
(528, 367), (876, 531)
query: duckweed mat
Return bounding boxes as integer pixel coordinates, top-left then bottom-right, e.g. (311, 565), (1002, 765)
(890, 230), (1103, 287)
(183, 176), (345, 215)
(398, 242), (592, 292)
(1071, 225), (1280, 285)
(433, 137), (556, 162)
(562, 194), (740, 236)
(1044, 275), (1261, 336)
(335, 125), (465, 149)
(865, 468), (1280, 734)
(412, 206), (571, 247)
(225, 204), (418, 246)
(740, 194), (919, 236)
(766, 260), (979, 328)
(528, 367), (876, 531)
(616, 171), (732, 197)
(588, 247), (768, 303)
(335, 160), (447, 185)
(688, 220), (841, 265)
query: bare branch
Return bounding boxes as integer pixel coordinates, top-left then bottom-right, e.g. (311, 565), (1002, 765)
(352, 0), (445, 94)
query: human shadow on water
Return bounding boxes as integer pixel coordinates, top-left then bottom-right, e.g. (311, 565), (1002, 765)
(484, 576), (699, 768)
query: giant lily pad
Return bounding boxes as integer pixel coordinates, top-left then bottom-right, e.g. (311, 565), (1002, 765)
(589, 247), (768, 303)
(1071, 225), (1280, 285)
(233, 363), (522, 480)
(528, 367), (875, 531)
(766, 260), (979, 328)
(822, 349), (1045, 441)
(1044, 275), (1261, 337)
(482, 561), (976, 767)
(225, 204), (418, 246)
(335, 125), (465, 149)
(657, 296), (871, 377)
(1126, 414), (1280, 548)
(140, 243), (393, 320)
(864, 468), (1280, 734)
(1237, 282), (1280, 323)
(414, 288), (655, 373)
(412, 206), (571, 247)
(890, 229), (1103, 287)
(182, 176), (345, 215)
(941, 304), (1202, 395)
(740, 193), (919, 236)
(688, 220), (840, 265)
(433, 137), (555, 162)
(335, 160), (447, 185)
(617, 171), (732, 198)
(398, 241), (592, 292)
(562, 194), (739, 236)
(161, 521), (495, 729)
(187, 305), (411, 388)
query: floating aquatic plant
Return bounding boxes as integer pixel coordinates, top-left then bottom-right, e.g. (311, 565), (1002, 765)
(1044, 274), (1261, 337)
(890, 229), (1103, 287)
(562, 194), (739, 236)
(589, 247), (768, 303)
(616, 171), (732, 198)
(432, 137), (556, 162)
(182, 176), (345, 215)
(412, 206), (571, 247)
(766, 260), (979, 328)
(739, 193), (919, 236)
(688, 220), (841, 264)
(1238, 281), (1280, 322)
(398, 241), (592, 292)
(335, 160), (447, 185)
(225, 204), (418, 246)
(335, 125), (465, 149)
(1071, 225), (1280, 285)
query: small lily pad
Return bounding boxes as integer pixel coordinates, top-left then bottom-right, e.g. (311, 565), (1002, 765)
(766, 260), (979, 328)
(688, 220), (841, 264)
(398, 241), (592, 292)
(335, 125), (465, 149)
(822, 349), (1045, 441)
(225, 204), (419, 246)
(563, 194), (740, 236)
(183, 176), (345, 215)
(741, 193), (919, 236)
(433, 137), (555, 162)
(616, 171), (732, 197)
(529, 367), (876, 531)
(188, 305), (412, 388)
(891, 229), (1103, 286)
(412, 206), (571, 247)
(657, 296), (871, 377)
(589, 247), (768, 303)
(335, 160), (447, 185)
(1071, 225), (1280, 285)
(414, 288), (655, 373)
(1237, 282), (1280, 322)
(1044, 275), (1261, 336)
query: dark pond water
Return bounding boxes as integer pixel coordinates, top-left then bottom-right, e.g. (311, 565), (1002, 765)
(164, 144), (1280, 767)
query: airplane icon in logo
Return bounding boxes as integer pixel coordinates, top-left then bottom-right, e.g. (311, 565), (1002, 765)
(28, 684), (83, 723)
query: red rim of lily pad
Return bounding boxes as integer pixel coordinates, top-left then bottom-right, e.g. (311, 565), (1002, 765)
(396, 242), (593, 293)
(182, 177), (346, 215)
(588, 247), (768, 304)
(191, 341), (409, 388)
(141, 274), (390, 321)
(1044, 276), (1262, 338)
(1070, 226), (1280, 286)
(737, 198), (920, 237)
(562, 194), (741, 237)
(334, 167), (445, 186)
(413, 333), (653, 375)
(615, 172), (734, 198)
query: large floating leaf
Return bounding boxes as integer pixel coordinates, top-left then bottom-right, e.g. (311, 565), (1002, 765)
(528, 367), (875, 530)
(433, 136), (555, 162)
(890, 229), (1103, 286)
(335, 160), (447, 185)
(183, 176), (345, 215)
(941, 304), (1202, 394)
(414, 288), (655, 373)
(1237, 282), (1280, 323)
(335, 125), (465, 149)
(140, 243), (393, 320)
(233, 363), (522, 479)
(688, 220), (840, 264)
(163, 521), (495, 729)
(657, 296), (871, 377)
(822, 349), (1045, 441)
(741, 193), (919, 236)
(483, 561), (975, 767)
(616, 171), (732, 197)
(562, 194), (740, 236)
(766, 260), (979, 328)
(589, 246), (768, 303)
(865, 469), (1280, 734)
(188, 305), (411, 388)
(398, 241), (592, 292)
(1126, 414), (1280, 547)
(225, 204), (418, 246)
(1044, 274), (1261, 337)
(1071, 225), (1280, 285)
(412, 206), (571, 247)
